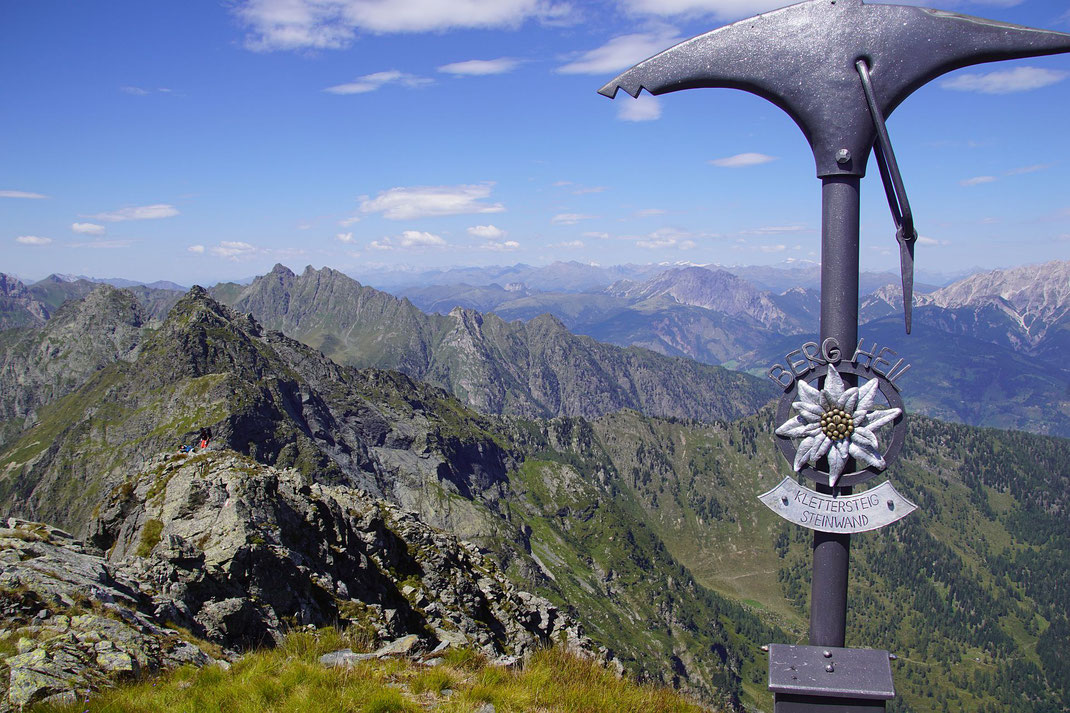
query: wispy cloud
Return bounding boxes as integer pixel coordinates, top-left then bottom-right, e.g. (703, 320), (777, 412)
(960, 175), (996, 186)
(188, 245), (206, 254)
(324, 70), (431, 94)
(482, 239), (521, 251)
(710, 152), (777, 168)
(618, 94), (661, 122)
(742, 224), (808, 235)
(15, 235), (52, 246)
(361, 183), (504, 220)
(558, 29), (680, 74)
(555, 240), (584, 249)
(759, 244), (787, 253)
(71, 222), (105, 235)
(941, 66), (1068, 94)
(211, 241), (258, 260)
(468, 224), (505, 239)
(89, 204), (179, 222)
(634, 208), (666, 217)
(69, 239), (134, 249)
(1006, 163), (1051, 176)
(438, 58), (520, 76)
(338, 215), (361, 227)
(621, 0), (790, 21)
(0, 190), (48, 199)
(121, 86), (174, 96)
(336, 232), (355, 243)
(635, 227), (695, 249)
(236, 0), (570, 51)
(551, 213), (595, 225)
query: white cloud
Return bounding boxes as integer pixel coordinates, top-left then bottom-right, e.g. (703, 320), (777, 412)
(759, 244), (787, 253)
(556, 240), (584, 249)
(188, 244), (206, 254)
(90, 204), (179, 222)
(0, 190), (47, 199)
(960, 175), (996, 186)
(15, 235), (52, 246)
(583, 231), (610, 239)
(339, 215), (361, 226)
(336, 232), (355, 243)
(558, 29), (680, 75)
(634, 208), (665, 217)
(324, 70), (432, 94)
(398, 230), (445, 247)
(941, 67), (1068, 94)
(210, 241), (258, 260)
(710, 152), (776, 168)
(120, 86), (150, 95)
(237, 0), (569, 50)
(438, 58), (520, 75)
(482, 240), (521, 251)
(571, 185), (607, 195)
(618, 94), (661, 122)
(551, 213), (595, 225)
(621, 0), (789, 20)
(71, 222), (105, 235)
(361, 183), (504, 220)
(468, 224), (505, 239)
(370, 230), (447, 250)
(917, 236), (940, 246)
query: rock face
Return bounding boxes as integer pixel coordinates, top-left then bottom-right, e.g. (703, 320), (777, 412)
(0, 518), (215, 711)
(608, 266), (804, 334)
(0, 285), (147, 443)
(90, 451), (590, 659)
(0, 274), (49, 330)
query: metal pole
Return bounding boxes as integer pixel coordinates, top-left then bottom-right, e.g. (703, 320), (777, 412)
(809, 175), (860, 648)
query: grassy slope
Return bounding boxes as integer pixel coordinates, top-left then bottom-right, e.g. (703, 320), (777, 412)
(32, 630), (711, 713)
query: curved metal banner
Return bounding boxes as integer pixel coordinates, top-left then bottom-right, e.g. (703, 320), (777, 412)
(759, 477), (916, 534)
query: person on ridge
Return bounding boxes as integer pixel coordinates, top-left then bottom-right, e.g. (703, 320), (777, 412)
(198, 426), (212, 450)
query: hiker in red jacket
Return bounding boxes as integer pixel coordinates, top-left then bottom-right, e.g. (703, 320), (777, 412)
(199, 426), (212, 449)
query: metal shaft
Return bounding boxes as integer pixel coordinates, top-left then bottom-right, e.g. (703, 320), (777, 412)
(810, 176), (860, 647)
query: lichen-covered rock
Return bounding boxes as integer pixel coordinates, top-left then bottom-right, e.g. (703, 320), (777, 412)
(91, 450), (592, 663)
(0, 518), (216, 710)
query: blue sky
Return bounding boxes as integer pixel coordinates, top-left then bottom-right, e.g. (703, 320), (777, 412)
(3, 0), (1070, 285)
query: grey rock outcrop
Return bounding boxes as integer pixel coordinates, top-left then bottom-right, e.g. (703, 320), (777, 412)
(0, 519), (215, 710)
(92, 450), (591, 661)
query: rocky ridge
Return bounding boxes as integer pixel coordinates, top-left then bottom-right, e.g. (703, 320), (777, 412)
(0, 450), (594, 709)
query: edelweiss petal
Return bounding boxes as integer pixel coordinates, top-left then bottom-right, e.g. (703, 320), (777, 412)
(775, 415), (816, 438)
(823, 366), (844, 401)
(855, 378), (880, 413)
(849, 441), (886, 470)
(861, 407), (901, 430)
(827, 440), (850, 482)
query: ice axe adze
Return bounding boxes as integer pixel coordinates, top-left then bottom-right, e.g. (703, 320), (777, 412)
(599, 0), (1070, 333)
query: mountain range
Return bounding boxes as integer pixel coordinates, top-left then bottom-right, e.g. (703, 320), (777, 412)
(0, 283), (1066, 711)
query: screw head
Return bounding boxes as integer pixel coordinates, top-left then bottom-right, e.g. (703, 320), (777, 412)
(825, 663), (835, 673)
(823, 650), (832, 658)
(836, 148), (851, 164)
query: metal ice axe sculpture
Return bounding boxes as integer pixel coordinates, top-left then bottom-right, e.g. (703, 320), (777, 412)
(599, 0), (1070, 705)
(599, 0), (1070, 334)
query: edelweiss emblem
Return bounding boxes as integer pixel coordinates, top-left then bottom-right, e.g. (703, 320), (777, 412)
(775, 365), (902, 488)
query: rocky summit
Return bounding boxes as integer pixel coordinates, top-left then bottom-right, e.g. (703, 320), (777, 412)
(0, 450), (594, 710)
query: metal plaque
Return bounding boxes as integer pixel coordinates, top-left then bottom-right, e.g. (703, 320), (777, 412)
(759, 478), (916, 533)
(768, 644), (895, 700)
